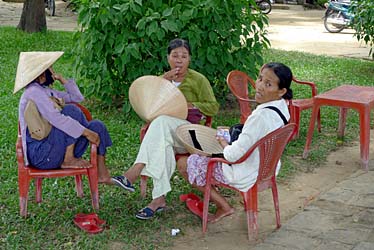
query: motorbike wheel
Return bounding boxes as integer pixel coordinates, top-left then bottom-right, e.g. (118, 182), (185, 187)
(46, 0), (55, 16)
(324, 11), (345, 33)
(257, 0), (272, 14)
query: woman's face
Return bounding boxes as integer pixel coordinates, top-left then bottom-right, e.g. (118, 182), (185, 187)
(255, 67), (287, 104)
(36, 71), (47, 85)
(167, 46), (190, 73)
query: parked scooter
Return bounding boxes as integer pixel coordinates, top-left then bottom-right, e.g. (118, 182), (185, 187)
(255, 0), (272, 14)
(323, 0), (353, 33)
(45, 0), (55, 16)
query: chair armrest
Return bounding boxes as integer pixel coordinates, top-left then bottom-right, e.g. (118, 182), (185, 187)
(292, 77), (318, 97)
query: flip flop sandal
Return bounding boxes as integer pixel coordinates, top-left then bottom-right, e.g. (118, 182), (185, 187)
(179, 193), (201, 203)
(74, 213), (106, 226)
(135, 206), (165, 220)
(73, 217), (104, 234)
(186, 199), (203, 219)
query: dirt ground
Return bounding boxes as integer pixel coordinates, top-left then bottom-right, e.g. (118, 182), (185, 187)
(169, 139), (368, 250)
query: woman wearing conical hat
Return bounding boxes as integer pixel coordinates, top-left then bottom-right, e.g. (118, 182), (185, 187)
(15, 51), (114, 184)
(112, 38), (220, 220)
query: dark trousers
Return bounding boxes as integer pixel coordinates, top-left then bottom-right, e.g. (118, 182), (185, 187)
(27, 104), (112, 170)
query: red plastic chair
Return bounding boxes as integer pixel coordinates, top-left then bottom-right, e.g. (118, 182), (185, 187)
(202, 123), (297, 240)
(226, 70), (256, 124)
(289, 76), (321, 139)
(16, 103), (99, 217)
(138, 114), (212, 198)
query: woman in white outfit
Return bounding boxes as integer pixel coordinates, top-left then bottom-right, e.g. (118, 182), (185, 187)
(177, 62), (293, 223)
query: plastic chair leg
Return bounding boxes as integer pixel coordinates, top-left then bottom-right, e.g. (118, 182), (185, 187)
(75, 175), (84, 198)
(35, 178), (43, 203)
(246, 186), (258, 240)
(20, 197), (28, 217)
(293, 107), (301, 139)
(19, 174), (31, 217)
(202, 183), (212, 234)
(271, 183), (281, 228)
(317, 108), (322, 132)
(87, 168), (99, 210)
(246, 210), (258, 240)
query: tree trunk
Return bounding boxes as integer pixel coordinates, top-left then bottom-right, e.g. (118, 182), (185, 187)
(17, 0), (46, 32)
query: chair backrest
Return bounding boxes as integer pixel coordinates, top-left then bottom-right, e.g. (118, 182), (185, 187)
(226, 70), (256, 124)
(228, 123), (296, 181)
(257, 123), (296, 181)
(288, 76), (317, 124)
(72, 103), (93, 121)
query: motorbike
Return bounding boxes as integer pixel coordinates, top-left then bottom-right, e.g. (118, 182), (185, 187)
(250, 0), (272, 14)
(45, 0), (55, 16)
(323, 0), (354, 33)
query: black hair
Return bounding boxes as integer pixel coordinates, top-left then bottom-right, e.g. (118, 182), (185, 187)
(263, 62), (293, 100)
(167, 38), (192, 56)
(43, 69), (55, 86)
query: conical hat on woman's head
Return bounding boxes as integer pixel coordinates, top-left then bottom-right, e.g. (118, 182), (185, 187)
(129, 75), (188, 122)
(13, 51), (64, 94)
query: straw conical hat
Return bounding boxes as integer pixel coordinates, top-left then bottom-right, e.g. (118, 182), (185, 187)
(129, 75), (188, 122)
(176, 124), (223, 156)
(14, 51), (64, 94)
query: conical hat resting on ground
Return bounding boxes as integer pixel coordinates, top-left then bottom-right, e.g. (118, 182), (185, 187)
(129, 75), (188, 122)
(176, 124), (223, 157)
(14, 51), (64, 94)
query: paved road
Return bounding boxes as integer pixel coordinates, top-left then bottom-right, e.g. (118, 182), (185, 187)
(0, 1), (371, 60)
(268, 5), (372, 60)
(253, 168), (374, 250)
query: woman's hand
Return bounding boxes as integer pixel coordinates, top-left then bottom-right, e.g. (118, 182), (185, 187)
(216, 136), (229, 149)
(83, 128), (100, 145)
(163, 67), (181, 81)
(49, 67), (68, 85)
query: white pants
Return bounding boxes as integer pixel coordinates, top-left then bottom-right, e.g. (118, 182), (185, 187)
(135, 115), (190, 199)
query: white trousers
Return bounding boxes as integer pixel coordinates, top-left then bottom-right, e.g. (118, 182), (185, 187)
(135, 115), (190, 199)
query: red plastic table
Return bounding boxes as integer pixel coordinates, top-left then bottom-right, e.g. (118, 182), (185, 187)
(303, 85), (374, 171)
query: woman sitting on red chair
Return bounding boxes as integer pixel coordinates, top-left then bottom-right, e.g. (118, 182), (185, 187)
(15, 51), (114, 185)
(112, 38), (220, 220)
(177, 62), (293, 223)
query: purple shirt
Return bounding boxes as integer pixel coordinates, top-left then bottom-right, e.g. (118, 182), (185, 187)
(19, 80), (85, 164)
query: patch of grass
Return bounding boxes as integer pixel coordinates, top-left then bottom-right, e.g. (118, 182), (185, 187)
(0, 26), (373, 249)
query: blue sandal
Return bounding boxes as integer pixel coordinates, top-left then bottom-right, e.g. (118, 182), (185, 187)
(135, 207), (164, 220)
(111, 175), (135, 192)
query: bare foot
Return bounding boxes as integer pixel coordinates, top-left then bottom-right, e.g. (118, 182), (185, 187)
(211, 207), (235, 223)
(207, 213), (216, 222)
(61, 158), (91, 169)
(99, 178), (113, 185)
(148, 196), (167, 212)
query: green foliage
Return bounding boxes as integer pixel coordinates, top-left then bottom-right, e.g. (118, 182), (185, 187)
(350, 0), (374, 58)
(73, 0), (269, 106)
